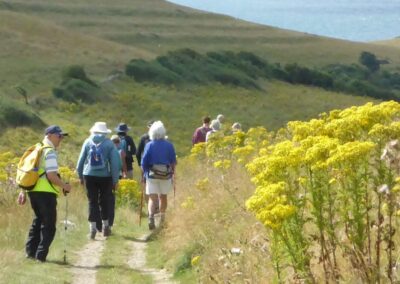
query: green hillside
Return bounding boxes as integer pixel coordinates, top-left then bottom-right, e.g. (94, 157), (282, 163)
(0, 0), (398, 156)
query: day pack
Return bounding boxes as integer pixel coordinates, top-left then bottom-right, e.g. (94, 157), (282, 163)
(16, 143), (50, 190)
(89, 141), (106, 170)
(121, 135), (136, 164)
(149, 164), (173, 180)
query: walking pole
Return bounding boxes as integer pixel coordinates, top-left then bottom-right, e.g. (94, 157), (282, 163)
(139, 180), (144, 226)
(63, 189), (68, 264)
(173, 174), (176, 207)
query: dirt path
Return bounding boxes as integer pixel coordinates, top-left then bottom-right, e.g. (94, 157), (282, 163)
(127, 233), (177, 284)
(71, 236), (106, 284)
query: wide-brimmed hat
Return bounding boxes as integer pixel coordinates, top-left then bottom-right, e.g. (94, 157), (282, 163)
(115, 123), (130, 132)
(45, 125), (68, 136)
(90, 122), (112, 134)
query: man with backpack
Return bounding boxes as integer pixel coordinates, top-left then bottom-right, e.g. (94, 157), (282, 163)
(17, 125), (71, 262)
(76, 122), (120, 239)
(115, 123), (136, 179)
(192, 116), (212, 145)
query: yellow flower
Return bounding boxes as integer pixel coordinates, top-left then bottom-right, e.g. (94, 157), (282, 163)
(181, 196), (195, 209)
(213, 159), (231, 170)
(195, 178), (209, 191)
(191, 255), (201, 266)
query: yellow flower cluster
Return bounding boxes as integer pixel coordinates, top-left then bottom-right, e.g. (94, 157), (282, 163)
(213, 159), (231, 170)
(58, 166), (79, 184)
(0, 151), (18, 184)
(116, 179), (141, 206)
(246, 182), (296, 229)
(181, 196), (195, 209)
(195, 177), (209, 191)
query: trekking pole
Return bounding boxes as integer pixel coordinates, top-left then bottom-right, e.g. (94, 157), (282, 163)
(173, 174), (176, 207)
(63, 186), (68, 264)
(139, 180), (144, 226)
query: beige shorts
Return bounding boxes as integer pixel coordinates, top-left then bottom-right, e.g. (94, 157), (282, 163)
(146, 178), (173, 195)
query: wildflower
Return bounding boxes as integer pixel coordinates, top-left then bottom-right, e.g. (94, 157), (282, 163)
(213, 159), (231, 170)
(378, 184), (390, 194)
(195, 178), (209, 191)
(191, 255), (201, 266)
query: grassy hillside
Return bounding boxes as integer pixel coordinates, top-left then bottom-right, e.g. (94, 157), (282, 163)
(374, 38), (400, 48)
(2, 0), (400, 95)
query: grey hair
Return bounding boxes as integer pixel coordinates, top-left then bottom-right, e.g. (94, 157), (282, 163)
(149, 120), (166, 140)
(210, 119), (221, 131)
(232, 122), (242, 131)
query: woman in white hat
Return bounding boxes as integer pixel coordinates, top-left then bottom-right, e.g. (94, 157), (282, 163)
(76, 122), (120, 239)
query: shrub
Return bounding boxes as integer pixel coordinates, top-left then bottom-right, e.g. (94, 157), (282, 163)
(52, 78), (99, 103)
(126, 59), (182, 85)
(62, 65), (97, 87)
(53, 66), (99, 103)
(0, 96), (44, 128)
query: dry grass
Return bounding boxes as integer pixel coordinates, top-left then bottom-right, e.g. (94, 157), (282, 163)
(0, 179), (88, 283)
(158, 159), (276, 283)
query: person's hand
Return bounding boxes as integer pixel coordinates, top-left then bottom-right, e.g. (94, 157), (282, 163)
(113, 183), (118, 191)
(17, 191), (26, 205)
(63, 183), (72, 195)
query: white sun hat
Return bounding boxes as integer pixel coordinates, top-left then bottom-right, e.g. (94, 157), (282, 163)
(90, 122), (112, 134)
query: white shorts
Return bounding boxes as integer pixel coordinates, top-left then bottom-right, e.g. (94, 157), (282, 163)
(146, 178), (173, 195)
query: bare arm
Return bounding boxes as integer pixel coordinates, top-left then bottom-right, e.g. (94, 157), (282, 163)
(121, 151), (128, 178)
(47, 172), (71, 193)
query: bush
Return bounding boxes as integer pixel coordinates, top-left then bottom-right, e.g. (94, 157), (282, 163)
(62, 65), (97, 87)
(53, 66), (99, 103)
(52, 78), (99, 103)
(0, 96), (44, 128)
(126, 59), (182, 85)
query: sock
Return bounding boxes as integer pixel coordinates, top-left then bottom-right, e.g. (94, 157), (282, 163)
(90, 222), (97, 232)
(102, 219), (109, 228)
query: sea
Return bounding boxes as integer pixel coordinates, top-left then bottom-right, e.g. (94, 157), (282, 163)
(166, 0), (400, 42)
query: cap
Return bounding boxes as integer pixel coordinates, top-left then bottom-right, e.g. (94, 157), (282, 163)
(45, 125), (68, 136)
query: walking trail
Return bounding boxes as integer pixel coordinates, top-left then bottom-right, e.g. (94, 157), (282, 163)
(71, 236), (106, 284)
(127, 233), (177, 284)
(70, 228), (176, 283)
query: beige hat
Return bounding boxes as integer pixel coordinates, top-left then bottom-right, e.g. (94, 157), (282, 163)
(110, 134), (120, 142)
(90, 122), (112, 134)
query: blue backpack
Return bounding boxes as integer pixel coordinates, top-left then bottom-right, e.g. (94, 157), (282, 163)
(89, 141), (106, 170)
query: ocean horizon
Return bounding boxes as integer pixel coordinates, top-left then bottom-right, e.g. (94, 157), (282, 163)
(167, 0), (400, 42)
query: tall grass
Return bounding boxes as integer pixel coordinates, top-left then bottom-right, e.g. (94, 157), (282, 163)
(151, 158), (275, 282)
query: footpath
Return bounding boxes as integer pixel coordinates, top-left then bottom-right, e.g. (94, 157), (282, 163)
(70, 218), (176, 284)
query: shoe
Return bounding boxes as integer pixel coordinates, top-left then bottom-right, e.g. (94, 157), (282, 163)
(103, 226), (111, 237)
(148, 218), (155, 230)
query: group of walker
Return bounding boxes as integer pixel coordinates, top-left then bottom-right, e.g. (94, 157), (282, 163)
(18, 120), (176, 263)
(192, 114), (242, 145)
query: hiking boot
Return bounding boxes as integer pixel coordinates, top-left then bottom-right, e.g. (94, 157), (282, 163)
(148, 218), (155, 230)
(103, 226), (111, 237)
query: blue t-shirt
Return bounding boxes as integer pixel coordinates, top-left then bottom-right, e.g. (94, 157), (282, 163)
(141, 139), (177, 178)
